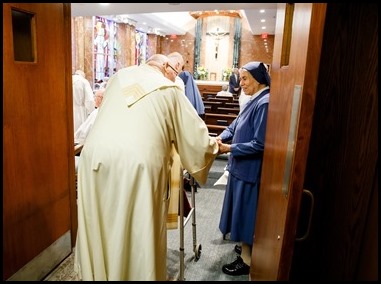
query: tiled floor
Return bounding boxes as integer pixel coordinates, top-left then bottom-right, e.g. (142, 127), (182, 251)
(43, 253), (80, 281)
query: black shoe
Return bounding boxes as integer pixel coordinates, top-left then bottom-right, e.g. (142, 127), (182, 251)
(222, 256), (250, 276)
(234, 245), (242, 255)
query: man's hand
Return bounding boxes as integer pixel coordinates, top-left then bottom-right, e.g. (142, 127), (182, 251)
(217, 139), (231, 154)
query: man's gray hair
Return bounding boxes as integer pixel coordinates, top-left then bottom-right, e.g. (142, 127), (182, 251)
(146, 54), (169, 73)
(167, 52), (184, 70)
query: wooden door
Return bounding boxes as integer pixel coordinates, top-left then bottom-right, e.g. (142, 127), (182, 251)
(249, 3), (327, 280)
(251, 3), (378, 281)
(289, 3), (378, 280)
(3, 3), (76, 280)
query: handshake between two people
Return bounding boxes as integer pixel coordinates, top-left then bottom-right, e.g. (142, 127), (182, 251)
(216, 136), (231, 155)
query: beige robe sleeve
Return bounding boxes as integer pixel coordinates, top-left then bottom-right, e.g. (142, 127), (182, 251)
(171, 93), (219, 185)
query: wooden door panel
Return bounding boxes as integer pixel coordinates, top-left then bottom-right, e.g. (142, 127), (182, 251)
(250, 3), (327, 280)
(290, 3), (378, 280)
(252, 2), (377, 281)
(3, 3), (75, 280)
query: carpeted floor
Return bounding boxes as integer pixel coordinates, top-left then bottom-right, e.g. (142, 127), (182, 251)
(44, 156), (249, 281)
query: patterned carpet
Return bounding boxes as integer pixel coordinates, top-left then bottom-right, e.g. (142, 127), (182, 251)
(44, 156), (249, 281)
(43, 253), (80, 281)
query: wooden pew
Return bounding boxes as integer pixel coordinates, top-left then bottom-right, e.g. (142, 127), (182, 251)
(206, 124), (226, 136)
(202, 92), (217, 100)
(197, 83), (223, 98)
(224, 102), (240, 108)
(203, 101), (223, 113)
(205, 113), (237, 126)
(208, 97), (233, 103)
(217, 107), (240, 115)
(204, 105), (212, 113)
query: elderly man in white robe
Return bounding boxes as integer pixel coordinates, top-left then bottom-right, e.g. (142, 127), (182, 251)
(74, 88), (104, 145)
(74, 88), (104, 172)
(74, 54), (219, 281)
(72, 70), (95, 132)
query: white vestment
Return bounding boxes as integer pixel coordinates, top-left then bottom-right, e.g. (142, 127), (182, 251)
(74, 64), (218, 281)
(74, 108), (98, 144)
(72, 74), (95, 132)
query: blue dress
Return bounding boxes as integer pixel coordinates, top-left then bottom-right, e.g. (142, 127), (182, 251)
(219, 87), (270, 245)
(178, 71), (205, 116)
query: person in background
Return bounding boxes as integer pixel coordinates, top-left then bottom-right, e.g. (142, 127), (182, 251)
(178, 70), (205, 119)
(216, 84), (233, 97)
(99, 76), (109, 89)
(74, 54), (219, 281)
(72, 70), (95, 132)
(73, 88), (104, 172)
(167, 52), (205, 115)
(228, 67), (241, 96)
(217, 62), (271, 276)
(167, 51), (185, 89)
(168, 51), (205, 197)
(74, 88), (104, 145)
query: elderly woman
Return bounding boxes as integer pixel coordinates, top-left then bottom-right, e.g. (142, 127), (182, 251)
(216, 62), (271, 276)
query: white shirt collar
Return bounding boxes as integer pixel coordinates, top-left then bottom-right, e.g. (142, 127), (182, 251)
(250, 86), (270, 101)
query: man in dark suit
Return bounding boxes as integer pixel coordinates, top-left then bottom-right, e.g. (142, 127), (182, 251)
(229, 67), (241, 95)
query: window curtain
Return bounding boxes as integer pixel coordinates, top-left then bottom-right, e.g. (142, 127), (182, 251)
(193, 18), (203, 79)
(232, 17), (242, 68)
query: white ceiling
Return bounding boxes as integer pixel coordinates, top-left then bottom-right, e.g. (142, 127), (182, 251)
(71, 3), (277, 36)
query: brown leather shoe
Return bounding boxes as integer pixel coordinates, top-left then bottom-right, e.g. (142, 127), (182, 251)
(222, 256), (249, 276)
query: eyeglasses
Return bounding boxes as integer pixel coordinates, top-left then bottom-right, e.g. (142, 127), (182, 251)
(166, 63), (178, 75)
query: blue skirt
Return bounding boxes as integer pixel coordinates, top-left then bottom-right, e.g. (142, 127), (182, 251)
(219, 174), (259, 245)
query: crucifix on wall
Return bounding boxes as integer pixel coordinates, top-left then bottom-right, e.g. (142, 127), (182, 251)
(206, 27), (229, 59)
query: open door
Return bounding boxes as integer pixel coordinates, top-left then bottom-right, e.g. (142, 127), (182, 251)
(251, 3), (377, 281)
(250, 3), (327, 280)
(3, 3), (76, 280)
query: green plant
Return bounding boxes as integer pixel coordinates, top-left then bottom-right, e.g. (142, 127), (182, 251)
(196, 66), (208, 79)
(222, 67), (232, 80)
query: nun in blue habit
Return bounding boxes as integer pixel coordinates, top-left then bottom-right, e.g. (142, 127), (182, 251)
(178, 70), (205, 118)
(216, 62), (271, 276)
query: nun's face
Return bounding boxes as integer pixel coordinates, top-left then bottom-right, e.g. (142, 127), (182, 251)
(239, 69), (258, 96)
